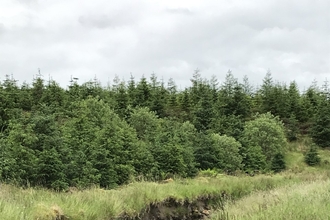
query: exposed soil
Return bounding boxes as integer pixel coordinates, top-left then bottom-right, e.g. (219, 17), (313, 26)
(121, 194), (225, 220)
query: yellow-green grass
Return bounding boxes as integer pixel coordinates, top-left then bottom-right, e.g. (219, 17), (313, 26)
(285, 144), (330, 173)
(209, 141), (330, 220)
(211, 178), (330, 220)
(0, 174), (306, 220)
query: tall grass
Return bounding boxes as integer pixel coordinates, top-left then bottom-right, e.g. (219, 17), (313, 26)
(211, 178), (330, 220)
(0, 174), (302, 220)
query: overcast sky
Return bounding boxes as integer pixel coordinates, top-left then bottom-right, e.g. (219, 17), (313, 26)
(0, 0), (329, 90)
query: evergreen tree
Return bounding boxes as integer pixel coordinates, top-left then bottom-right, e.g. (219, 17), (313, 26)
(128, 107), (160, 142)
(304, 144), (321, 166)
(287, 81), (301, 117)
(271, 153), (286, 172)
(19, 82), (33, 111)
(113, 81), (129, 119)
(310, 100), (330, 148)
(61, 97), (138, 188)
(31, 77), (45, 107)
(179, 88), (192, 122)
(286, 114), (299, 142)
(127, 74), (137, 107)
(0, 111), (38, 185)
(149, 74), (167, 117)
(192, 84), (214, 131)
(41, 80), (66, 111)
(166, 78), (179, 118)
(135, 76), (151, 108)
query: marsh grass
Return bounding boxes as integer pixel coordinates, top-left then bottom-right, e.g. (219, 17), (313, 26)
(0, 174), (302, 220)
(211, 178), (330, 220)
(210, 143), (330, 220)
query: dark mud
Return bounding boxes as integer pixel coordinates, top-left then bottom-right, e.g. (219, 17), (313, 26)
(121, 194), (226, 220)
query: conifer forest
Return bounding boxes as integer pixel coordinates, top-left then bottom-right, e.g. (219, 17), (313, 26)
(0, 70), (328, 190)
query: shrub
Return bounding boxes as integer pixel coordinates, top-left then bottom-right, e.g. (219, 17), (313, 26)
(304, 144), (321, 166)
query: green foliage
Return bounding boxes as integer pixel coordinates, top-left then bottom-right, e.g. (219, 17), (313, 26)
(310, 100), (330, 148)
(198, 168), (219, 177)
(304, 144), (321, 166)
(61, 97), (139, 188)
(192, 84), (215, 131)
(212, 114), (244, 140)
(150, 119), (198, 178)
(135, 76), (152, 107)
(0, 71), (329, 190)
(128, 107), (160, 142)
(241, 112), (287, 171)
(195, 133), (242, 173)
(285, 114), (299, 142)
(271, 153), (286, 172)
(210, 134), (243, 173)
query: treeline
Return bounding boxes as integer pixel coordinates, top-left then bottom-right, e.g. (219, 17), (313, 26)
(0, 70), (329, 189)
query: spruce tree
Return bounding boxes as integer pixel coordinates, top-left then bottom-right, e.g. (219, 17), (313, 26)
(311, 99), (330, 148)
(271, 153), (286, 172)
(304, 144), (321, 166)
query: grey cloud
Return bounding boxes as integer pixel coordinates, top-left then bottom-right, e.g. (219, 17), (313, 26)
(165, 8), (194, 15)
(79, 15), (118, 29)
(0, 23), (4, 34)
(0, 0), (329, 89)
(78, 8), (139, 29)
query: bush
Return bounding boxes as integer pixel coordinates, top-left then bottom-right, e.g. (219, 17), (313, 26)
(304, 144), (321, 166)
(271, 153), (286, 172)
(241, 112), (287, 171)
(198, 169), (219, 177)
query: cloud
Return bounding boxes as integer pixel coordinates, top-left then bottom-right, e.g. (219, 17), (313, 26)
(165, 8), (194, 15)
(0, 0), (328, 90)
(0, 23), (4, 34)
(78, 7), (140, 29)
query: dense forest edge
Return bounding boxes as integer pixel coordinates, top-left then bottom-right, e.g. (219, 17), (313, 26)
(0, 70), (328, 189)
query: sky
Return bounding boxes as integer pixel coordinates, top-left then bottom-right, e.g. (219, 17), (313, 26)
(0, 0), (329, 90)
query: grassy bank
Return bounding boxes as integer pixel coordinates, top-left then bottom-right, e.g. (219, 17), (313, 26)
(211, 178), (330, 220)
(210, 145), (330, 220)
(0, 173), (308, 220)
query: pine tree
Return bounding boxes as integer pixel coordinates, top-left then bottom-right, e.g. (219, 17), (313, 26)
(31, 77), (45, 107)
(311, 99), (330, 148)
(271, 153), (286, 172)
(304, 144), (321, 166)
(192, 84), (214, 131)
(135, 76), (151, 108)
(114, 81), (129, 119)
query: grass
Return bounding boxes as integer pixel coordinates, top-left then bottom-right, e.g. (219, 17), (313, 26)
(211, 178), (330, 220)
(0, 174), (306, 220)
(210, 139), (330, 220)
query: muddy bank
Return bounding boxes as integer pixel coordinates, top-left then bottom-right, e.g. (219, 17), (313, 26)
(121, 194), (225, 220)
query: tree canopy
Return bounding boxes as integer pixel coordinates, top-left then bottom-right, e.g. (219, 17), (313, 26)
(0, 71), (327, 189)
